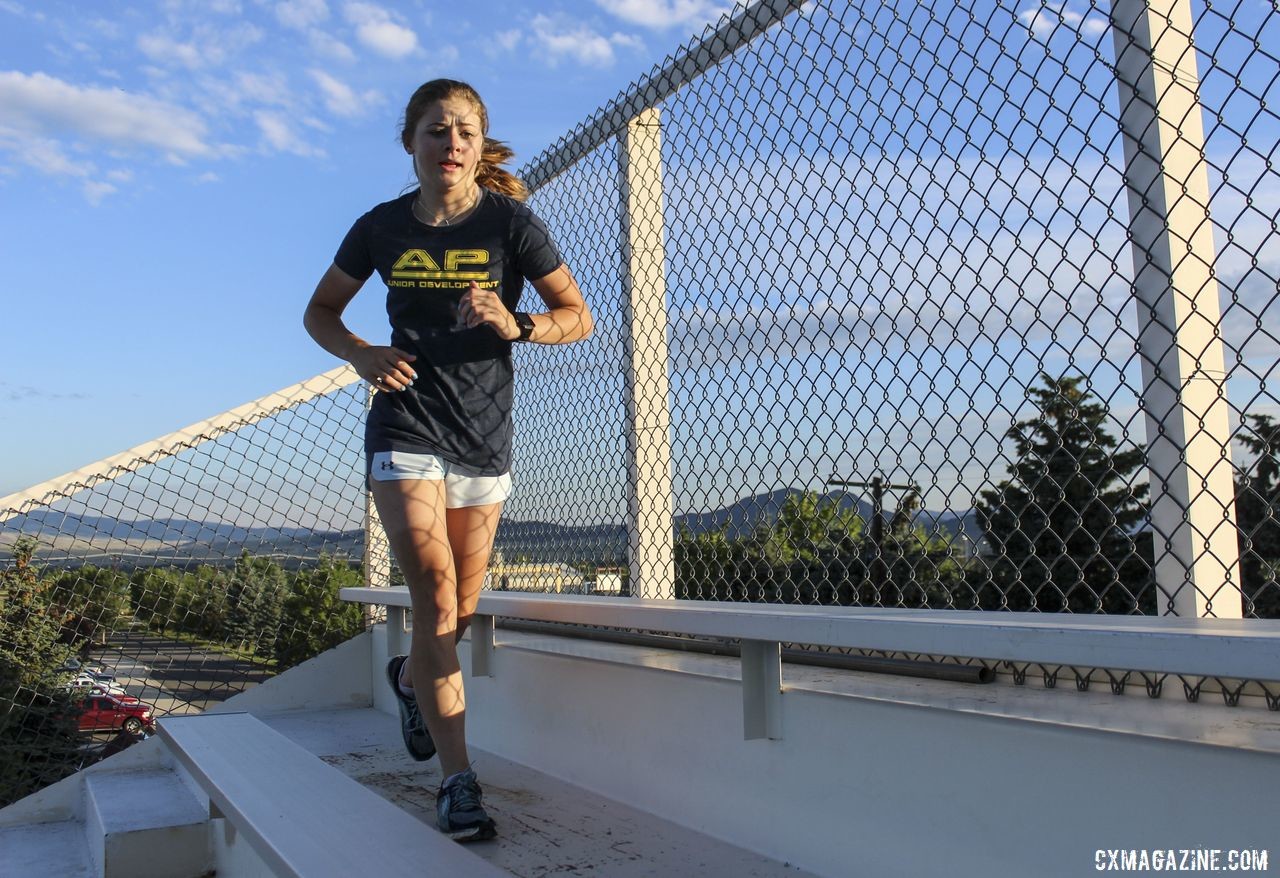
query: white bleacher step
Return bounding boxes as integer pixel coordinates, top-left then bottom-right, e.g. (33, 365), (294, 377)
(263, 707), (817, 878)
(85, 768), (209, 878)
(0, 819), (94, 878)
(157, 711), (508, 878)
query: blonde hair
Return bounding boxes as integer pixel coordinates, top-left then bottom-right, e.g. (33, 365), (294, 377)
(401, 79), (528, 202)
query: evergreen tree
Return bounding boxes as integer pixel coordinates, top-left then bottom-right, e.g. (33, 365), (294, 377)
(975, 374), (1152, 613)
(274, 554), (365, 670)
(770, 491), (864, 564)
(226, 552), (286, 657)
(675, 491), (867, 603)
(750, 492), (864, 602)
(46, 565), (130, 648)
(879, 514), (968, 609)
(130, 568), (176, 626)
(1235, 414), (1280, 618)
(0, 539), (83, 807)
(675, 525), (745, 600)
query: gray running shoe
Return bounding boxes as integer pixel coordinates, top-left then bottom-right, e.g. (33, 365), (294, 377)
(437, 767), (497, 841)
(385, 655), (435, 761)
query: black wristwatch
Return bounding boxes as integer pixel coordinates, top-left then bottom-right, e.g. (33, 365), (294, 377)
(512, 311), (535, 342)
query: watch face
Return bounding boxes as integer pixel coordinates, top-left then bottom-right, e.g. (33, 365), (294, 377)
(515, 312), (535, 340)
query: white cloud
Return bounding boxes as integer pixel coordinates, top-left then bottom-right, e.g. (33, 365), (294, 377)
(593, 0), (731, 29)
(233, 70), (292, 106)
(529, 15), (640, 67)
(0, 71), (220, 160)
(309, 29), (356, 62)
(255, 109), (324, 157)
(0, 133), (83, 176)
(276, 0), (329, 30)
(195, 171), (220, 183)
(611, 31), (644, 51)
(136, 22), (264, 69)
(433, 43), (460, 65)
(136, 33), (203, 69)
(256, 110), (293, 150)
(86, 18), (121, 39)
(343, 2), (418, 58)
(309, 69), (379, 117)
(495, 29), (522, 51)
(83, 180), (117, 204)
(1017, 2), (1108, 39)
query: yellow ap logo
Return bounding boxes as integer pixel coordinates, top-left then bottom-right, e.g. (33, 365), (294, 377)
(392, 249), (488, 275)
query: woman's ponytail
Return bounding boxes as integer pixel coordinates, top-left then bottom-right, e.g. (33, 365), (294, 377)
(477, 138), (528, 202)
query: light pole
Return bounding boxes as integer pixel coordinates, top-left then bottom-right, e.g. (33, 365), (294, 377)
(828, 476), (920, 602)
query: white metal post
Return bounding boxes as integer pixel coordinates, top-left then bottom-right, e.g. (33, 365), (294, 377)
(741, 639), (783, 740)
(619, 108), (676, 600)
(363, 489), (391, 588)
(1111, 0), (1242, 617)
(382, 606), (407, 659)
(364, 386), (393, 628)
(471, 614), (494, 677)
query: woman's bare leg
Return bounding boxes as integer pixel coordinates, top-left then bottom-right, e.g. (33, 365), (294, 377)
(446, 502), (503, 644)
(370, 478), (474, 778)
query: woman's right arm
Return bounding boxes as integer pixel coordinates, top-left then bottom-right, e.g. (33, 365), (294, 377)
(303, 263), (417, 391)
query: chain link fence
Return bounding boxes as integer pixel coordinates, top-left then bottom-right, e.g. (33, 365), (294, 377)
(0, 370), (370, 805)
(3, 0), (1278, 808)
(519, 0), (1279, 621)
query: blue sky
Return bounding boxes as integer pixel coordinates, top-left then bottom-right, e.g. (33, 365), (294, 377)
(3, 0), (1276, 529)
(0, 0), (735, 498)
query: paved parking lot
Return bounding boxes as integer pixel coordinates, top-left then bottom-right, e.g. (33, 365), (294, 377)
(86, 624), (274, 721)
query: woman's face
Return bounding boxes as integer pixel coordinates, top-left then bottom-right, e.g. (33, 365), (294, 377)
(407, 96), (483, 193)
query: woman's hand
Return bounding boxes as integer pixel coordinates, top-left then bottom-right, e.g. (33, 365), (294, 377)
(458, 282), (519, 340)
(350, 345), (418, 391)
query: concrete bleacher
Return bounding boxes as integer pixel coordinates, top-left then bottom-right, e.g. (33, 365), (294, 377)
(1, 592), (1277, 877)
(0, 626), (817, 878)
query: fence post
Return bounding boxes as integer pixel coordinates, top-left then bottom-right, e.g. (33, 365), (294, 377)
(619, 107), (675, 600)
(1111, 0), (1242, 617)
(363, 386), (392, 627)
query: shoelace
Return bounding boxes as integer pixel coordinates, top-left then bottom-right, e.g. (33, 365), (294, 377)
(446, 774), (483, 813)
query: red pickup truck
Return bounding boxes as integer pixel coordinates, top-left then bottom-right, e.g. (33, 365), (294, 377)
(77, 694), (156, 735)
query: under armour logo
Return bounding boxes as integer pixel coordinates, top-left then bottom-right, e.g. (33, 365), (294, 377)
(381, 461), (395, 470)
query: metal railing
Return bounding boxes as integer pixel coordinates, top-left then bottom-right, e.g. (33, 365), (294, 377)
(3, 0), (1279, 807)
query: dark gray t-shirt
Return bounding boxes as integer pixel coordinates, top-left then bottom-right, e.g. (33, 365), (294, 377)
(334, 188), (562, 475)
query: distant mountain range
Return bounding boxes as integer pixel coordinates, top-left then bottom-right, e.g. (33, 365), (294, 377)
(1, 510), (348, 545)
(3, 490), (981, 567)
(0, 510), (362, 568)
(494, 489), (982, 562)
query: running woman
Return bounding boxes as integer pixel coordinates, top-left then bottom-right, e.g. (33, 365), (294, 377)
(303, 78), (594, 841)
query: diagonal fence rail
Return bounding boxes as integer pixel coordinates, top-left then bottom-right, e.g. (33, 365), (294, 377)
(3, 0), (1279, 808)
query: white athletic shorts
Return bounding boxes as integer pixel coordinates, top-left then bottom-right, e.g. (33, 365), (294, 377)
(369, 451), (512, 509)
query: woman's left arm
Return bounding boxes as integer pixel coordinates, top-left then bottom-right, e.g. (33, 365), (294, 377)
(524, 264), (594, 344)
(460, 264), (594, 344)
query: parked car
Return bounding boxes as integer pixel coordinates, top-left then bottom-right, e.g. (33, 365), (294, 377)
(58, 660), (114, 683)
(75, 695), (156, 735)
(65, 674), (127, 697)
(84, 685), (139, 703)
